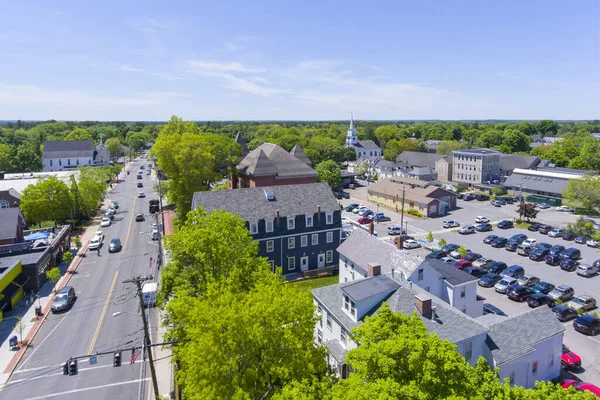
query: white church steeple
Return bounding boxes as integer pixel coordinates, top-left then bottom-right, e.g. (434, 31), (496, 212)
(345, 112), (358, 146)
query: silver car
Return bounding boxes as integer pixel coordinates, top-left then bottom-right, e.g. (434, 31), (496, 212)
(567, 295), (597, 312)
(548, 228), (565, 238)
(472, 258), (493, 269)
(576, 264), (598, 277)
(494, 277), (518, 294)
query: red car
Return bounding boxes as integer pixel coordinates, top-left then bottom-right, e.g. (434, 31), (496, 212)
(562, 380), (600, 397)
(357, 216), (373, 224)
(561, 345), (581, 370)
(456, 259), (472, 270)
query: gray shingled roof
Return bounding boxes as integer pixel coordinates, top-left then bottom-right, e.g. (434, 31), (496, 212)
(43, 140), (95, 158)
(325, 339), (348, 362)
(337, 229), (421, 279)
(0, 208), (23, 241)
(396, 151), (449, 169)
(235, 132), (250, 157)
(503, 172), (569, 195)
(342, 274), (400, 302)
(453, 148), (501, 155)
(356, 140), (381, 150)
(499, 154), (541, 172)
(313, 274), (489, 344)
(410, 167), (435, 176)
(482, 306), (565, 365)
(192, 182), (339, 221)
(237, 143), (317, 178)
(290, 143), (312, 166)
(421, 259), (478, 285)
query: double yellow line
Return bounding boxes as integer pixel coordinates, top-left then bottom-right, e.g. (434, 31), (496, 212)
(88, 271), (119, 355)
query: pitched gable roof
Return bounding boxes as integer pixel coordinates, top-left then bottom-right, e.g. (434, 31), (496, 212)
(235, 132), (250, 157)
(396, 151), (449, 169)
(290, 143), (312, 166)
(237, 143), (317, 178)
(43, 140), (95, 158)
(421, 259), (478, 285)
(356, 140), (381, 150)
(499, 154), (541, 172)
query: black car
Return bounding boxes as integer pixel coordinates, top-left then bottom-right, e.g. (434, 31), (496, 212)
(594, 259), (600, 269)
(527, 293), (555, 308)
(562, 232), (576, 241)
(560, 259), (579, 272)
(483, 235), (499, 244)
(137, 174), (142, 179)
(463, 193), (476, 201)
(497, 220), (513, 229)
(509, 234), (528, 244)
(475, 194), (490, 201)
(51, 286), (76, 313)
(528, 223), (542, 232)
(475, 223), (493, 232)
(478, 273), (502, 288)
(426, 250), (448, 260)
(503, 197), (514, 204)
(333, 192), (343, 199)
(549, 244), (565, 255)
(345, 203), (359, 212)
(442, 244), (460, 253)
(505, 241), (519, 252)
(137, 182), (143, 188)
(108, 238), (122, 253)
(496, 197), (506, 205)
(574, 236), (589, 245)
(487, 262), (508, 275)
(552, 305), (578, 322)
(491, 237), (508, 248)
(573, 315), (600, 335)
(532, 281), (555, 294)
(135, 213), (145, 222)
(559, 248), (581, 260)
(507, 285), (535, 302)
(483, 303), (507, 316)
(534, 242), (552, 251)
(340, 191), (350, 199)
(462, 252), (482, 263)
(464, 267), (487, 278)
(529, 249), (550, 261)
(538, 225), (553, 234)
(545, 254), (562, 266)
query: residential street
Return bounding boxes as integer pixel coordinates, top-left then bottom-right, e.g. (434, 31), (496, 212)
(1, 159), (163, 400)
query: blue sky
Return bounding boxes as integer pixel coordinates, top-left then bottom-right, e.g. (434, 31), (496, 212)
(0, 0), (598, 121)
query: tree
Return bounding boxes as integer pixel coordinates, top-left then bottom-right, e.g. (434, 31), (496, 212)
(516, 202), (539, 222)
(438, 238), (447, 247)
(537, 120), (559, 136)
(45, 267), (61, 285)
(457, 246), (468, 257)
(62, 251), (73, 267)
(14, 147), (43, 172)
(491, 188), (504, 196)
(426, 231), (434, 242)
(564, 175), (600, 212)
(436, 140), (467, 155)
(374, 125), (400, 148)
(315, 160), (342, 188)
(0, 143), (15, 172)
(565, 217), (596, 237)
(73, 167), (110, 219)
(502, 129), (531, 153)
(20, 176), (74, 226)
(73, 237), (82, 253)
(104, 137), (122, 158)
(357, 161), (370, 177)
(64, 128), (93, 141)
(383, 138), (427, 161)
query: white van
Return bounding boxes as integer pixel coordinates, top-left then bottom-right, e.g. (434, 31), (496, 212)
(387, 226), (405, 235)
(142, 282), (158, 307)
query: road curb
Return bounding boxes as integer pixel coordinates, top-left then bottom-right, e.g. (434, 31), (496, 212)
(2, 240), (91, 379)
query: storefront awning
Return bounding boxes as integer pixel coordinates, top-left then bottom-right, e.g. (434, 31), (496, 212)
(13, 273), (30, 287)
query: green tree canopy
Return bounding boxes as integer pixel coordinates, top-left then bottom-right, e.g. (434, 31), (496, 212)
(436, 140), (468, 155)
(14, 147), (43, 172)
(104, 137), (122, 158)
(502, 129), (531, 153)
(64, 128), (93, 141)
(71, 167), (111, 219)
(315, 160), (342, 188)
(564, 175), (600, 212)
(383, 138), (428, 161)
(20, 176), (74, 225)
(0, 143), (15, 172)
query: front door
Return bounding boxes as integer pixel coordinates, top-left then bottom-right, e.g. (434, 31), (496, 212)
(300, 256), (309, 272)
(318, 254), (325, 268)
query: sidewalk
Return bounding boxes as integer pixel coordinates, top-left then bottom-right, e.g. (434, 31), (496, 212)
(0, 184), (118, 390)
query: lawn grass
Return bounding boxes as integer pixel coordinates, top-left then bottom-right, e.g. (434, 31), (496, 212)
(290, 275), (338, 293)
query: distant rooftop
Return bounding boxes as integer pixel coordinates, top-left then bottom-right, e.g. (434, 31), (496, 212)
(453, 148), (500, 155)
(0, 170), (80, 194)
(537, 166), (595, 175)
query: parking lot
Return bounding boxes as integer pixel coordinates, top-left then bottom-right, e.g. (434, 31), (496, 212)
(342, 180), (600, 384)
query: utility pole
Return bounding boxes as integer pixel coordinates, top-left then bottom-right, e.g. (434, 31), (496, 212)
(399, 186), (406, 249)
(153, 156), (166, 236)
(124, 276), (159, 399)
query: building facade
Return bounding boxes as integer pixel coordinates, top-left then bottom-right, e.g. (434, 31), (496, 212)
(452, 148), (501, 184)
(0, 188), (21, 209)
(192, 183), (341, 275)
(43, 140), (110, 172)
(344, 115), (381, 160)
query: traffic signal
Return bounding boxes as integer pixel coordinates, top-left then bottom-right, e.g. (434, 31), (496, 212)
(113, 351), (122, 367)
(69, 359), (78, 375)
(62, 362), (69, 375)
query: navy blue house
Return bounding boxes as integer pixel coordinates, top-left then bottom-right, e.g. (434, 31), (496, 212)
(192, 183), (342, 275)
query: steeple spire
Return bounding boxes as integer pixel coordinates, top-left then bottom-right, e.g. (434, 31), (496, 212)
(350, 112), (354, 129)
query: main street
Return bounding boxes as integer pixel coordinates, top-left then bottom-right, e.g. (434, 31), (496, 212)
(1, 158), (163, 400)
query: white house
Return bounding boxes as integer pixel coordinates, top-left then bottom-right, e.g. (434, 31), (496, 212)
(43, 139), (110, 172)
(344, 114), (381, 160)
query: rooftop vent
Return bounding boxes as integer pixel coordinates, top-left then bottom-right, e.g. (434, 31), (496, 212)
(263, 189), (276, 201)
(548, 163), (556, 168)
(414, 293), (432, 316)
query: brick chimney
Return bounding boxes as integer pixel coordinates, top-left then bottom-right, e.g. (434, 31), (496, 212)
(367, 262), (381, 277)
(276, 210), (280, 225)
(317, 205), (321, 223)
(414, 294), (432, 316)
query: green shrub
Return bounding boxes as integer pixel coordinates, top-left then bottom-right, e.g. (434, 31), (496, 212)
(439, 238), (447, 247)
(406, 209), (423, 217)
(45, 267), (61, 285)
(426, 232), (434, 242)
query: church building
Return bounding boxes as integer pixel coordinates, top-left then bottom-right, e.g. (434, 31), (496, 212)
(344, 114), (381, 160)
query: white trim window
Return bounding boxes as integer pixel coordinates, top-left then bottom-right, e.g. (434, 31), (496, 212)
(326, 250), (333, 263)
(301, 235), (308, 247)
(266, 240), (274, 252)
(326, 212), (333, 224)
(340, 329), (347, 345)
(287, 217), (295, 230)
(312, 233), (318, 245)
(267, 260), (275, 270)
(326, 231), (333, 243)
(249, 222), (258, 234)
(317, 329), (323, 344)
(305, 215), (313, 227)
(288, 237), (295, 249)
(265, 220), (274, 233)
(0, 200), (9, 209)
(343, 295), (356, 317)
(288, 257), (296, 271)
(326, 313), (332, 330)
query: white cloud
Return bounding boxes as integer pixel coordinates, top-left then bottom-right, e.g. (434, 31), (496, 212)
(186, 60), (266, 74)
(117, 64), (181, 81)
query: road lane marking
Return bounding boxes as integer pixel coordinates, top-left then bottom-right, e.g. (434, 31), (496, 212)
(13, 358), (144, 377)
(123, 197), (138, 251)
(22, 378), (151, 400)
(88, 271), (119, 355)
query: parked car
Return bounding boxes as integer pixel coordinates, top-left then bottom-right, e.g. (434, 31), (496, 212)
(575, 235), (589, 245)
(509, 234), (528, 243)
(502, 265), (525, 279)
(89, 236), (103, 250)
(456, 259), (472, 270)
(576, 264), (598, 277)
(442, 243), (460, 253)
(517, 275), (540, 287)
(527, 293), (555, 308)
(529, 248), (549, 261)
(507, 285), (535, 302)
(483, 303), (507, 316)
(138, 192), (145, 198)
(504, 242), (519, 252)
(104, 210), (115, 220)
(372, 213), (391, 222)
(516, 245), (532, 256)
(561, 380), (600, 396)
(475, 223), (492, 232)
(548, 244), (565, 255)
(573, 314), (600, 335)
(450, 248), (470, 259)
(535, 242), (552, 250)
(51, 286), (76, 313)
(552, 305), (579, 322)
(491, 200), (502, 207)
(358, 208), (372, 216)
(387, 226), (405, 235)
(478, 273), (503, 288)
(475, 216), (490, 223)
(531, 281), (555, 294)
(464, 267), (487, 278)
(495, 277), (518, 294)
(393, 235), (414, 245)
(538, 225), (553, 234)
(560, 248), (581, 260)
(476, 194), (490, 201)
(568, 295), (597, 312)
(403, 240), (421, 249)
(497, 220), (513, 229)
(491, 237), (508, 248)
(100, 217), (112, 227)
(110, 201), (119, 209)
(586, 238), (599, 248)
(458, 225), (475, 235)
(594, 259), (600, 269)
(472, 258), (493, 269)
(345, 203), (359, 212)
(357, 216), (373, 224)
(537, 202), (550, 209)
(561, 345), (582, 371)
(545, 254), (562, 266)
(135, 213), (145, 222)
(548, 285), (575, 302)
(548, 228), (566, 238)
(463, 193), (476, 201)
(426, 250), (448, 260)
(487, 262), (508, 275)
(352, 205), (366, 214)
(562, 232), (576, 241)
(442, 220), (460, 228)
(108, 238), (122, 253)
(519, 239), (536, 248)
(556, 205), (575, 212)
(560, 259), (579, 272)
(527, 223), (542, 232)
(483, 235), (498, 244)
(339, 191), (350, 199)
(461, 252), (482, 263)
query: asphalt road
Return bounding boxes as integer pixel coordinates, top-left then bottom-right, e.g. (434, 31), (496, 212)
(2, 159), (162, 400)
